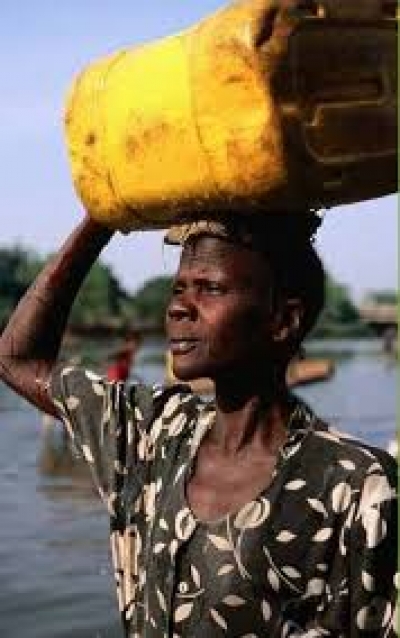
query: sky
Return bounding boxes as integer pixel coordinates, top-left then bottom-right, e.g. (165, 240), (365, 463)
(0, 1), (397, 303)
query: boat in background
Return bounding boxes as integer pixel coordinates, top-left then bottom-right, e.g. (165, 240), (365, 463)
(286, 357), (335, 388)
(165, 352), (334, 395)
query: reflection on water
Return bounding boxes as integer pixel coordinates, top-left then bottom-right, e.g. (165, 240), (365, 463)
(296, 342), (396, 450)
(0, 338), (396, 638)
(37, 421), (99, 508)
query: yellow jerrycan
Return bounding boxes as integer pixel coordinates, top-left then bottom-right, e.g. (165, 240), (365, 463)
(65, 0), (398, 232)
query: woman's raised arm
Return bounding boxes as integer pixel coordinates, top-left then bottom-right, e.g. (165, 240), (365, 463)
(0, 215), (114, 417)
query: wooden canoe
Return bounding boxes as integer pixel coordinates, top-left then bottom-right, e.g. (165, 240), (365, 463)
(166, 355), (334, 395)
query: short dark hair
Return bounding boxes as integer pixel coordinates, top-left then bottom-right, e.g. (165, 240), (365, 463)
(233, 212), (325, 347)
(261, 227), (325, 344)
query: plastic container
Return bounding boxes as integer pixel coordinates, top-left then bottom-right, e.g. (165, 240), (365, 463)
(64, 0), (398, 232)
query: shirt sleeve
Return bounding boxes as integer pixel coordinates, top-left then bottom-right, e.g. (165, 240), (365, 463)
(347, 460), (398, 637)
(49, 364), (156, 518)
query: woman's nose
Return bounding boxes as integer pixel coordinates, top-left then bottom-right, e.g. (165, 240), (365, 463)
(167, 293), (197, 321)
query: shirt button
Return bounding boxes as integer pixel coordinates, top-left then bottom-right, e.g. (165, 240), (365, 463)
(178, 581), (189, 594)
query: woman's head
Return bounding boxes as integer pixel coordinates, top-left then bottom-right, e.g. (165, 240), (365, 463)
(165, 212), (325, 383)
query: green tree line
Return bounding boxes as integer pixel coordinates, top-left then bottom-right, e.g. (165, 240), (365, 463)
(0, 245), (171, 332)
(0, 245), (374, 337)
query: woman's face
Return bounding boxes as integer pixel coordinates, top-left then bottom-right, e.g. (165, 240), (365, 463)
(165, 235), (278, 382)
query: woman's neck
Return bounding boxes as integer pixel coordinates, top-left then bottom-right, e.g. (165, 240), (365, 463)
(211, 367), (291, 456)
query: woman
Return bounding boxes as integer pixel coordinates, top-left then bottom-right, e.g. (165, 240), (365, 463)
(0, 211), (397, 637)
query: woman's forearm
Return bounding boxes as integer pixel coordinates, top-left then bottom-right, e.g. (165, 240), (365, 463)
(0, 215), (114, 414)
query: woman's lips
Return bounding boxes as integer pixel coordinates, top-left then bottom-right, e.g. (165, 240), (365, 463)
(169, 339), (199, 355)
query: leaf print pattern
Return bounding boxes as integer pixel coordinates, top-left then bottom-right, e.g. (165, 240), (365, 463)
(210, 608), (228, 631)
(234, 498), (270, 530)
(218, 564), (234, 576)
(261, 600), (271, 623)
(267, 568), (280, 592)
(169, 539), (179, 560)
(191, 565), (201, 588)
(159, 517), (169, 531)
(305, 578), (326, 597)
(156, 587), (167, 612)
(285, 479), (306, 491)
(331, 482), (352, 513)
(168, 412), (187, 437)
(307, 498), (328, 518)
(143, 482), (157, 522)
(356, 597), (392, 632)
(339, 459), (356, 471)
(81, 443), (95, 463)
(173, 464), (186, 485)
(208, 534), (232, 551)
(49, 366), (398, 638)
(154, 542), (166, 554)
(174, 602), (193, 623)
(66, 395), (80, 411)
(358, 474), (395, 517)
(223, 595), (246, 607)
(282, 566), (302, 579)
(312, 528), (333, 543)
(362, 571), (374, 592)
(276, 530), (297, 543)
(364, 509), (387, 550)
(175, 508), (196, 541)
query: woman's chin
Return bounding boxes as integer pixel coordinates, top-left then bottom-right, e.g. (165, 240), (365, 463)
(172, 367), (200, 382)
(171, 359), (209, 383)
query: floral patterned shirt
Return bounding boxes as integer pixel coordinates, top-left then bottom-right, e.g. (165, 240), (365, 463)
(50, 366), (398, 638)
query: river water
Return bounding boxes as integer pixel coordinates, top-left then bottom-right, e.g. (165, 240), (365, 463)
(0, 338), (396, 637)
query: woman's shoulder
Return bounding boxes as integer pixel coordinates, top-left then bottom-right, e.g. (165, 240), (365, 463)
(307, 416), (397, 487)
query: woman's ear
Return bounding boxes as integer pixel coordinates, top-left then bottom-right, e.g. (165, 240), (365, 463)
(271, 298), (304, 344)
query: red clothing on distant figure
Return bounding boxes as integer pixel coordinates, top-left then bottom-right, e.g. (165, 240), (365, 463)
(106, 357), (131, 382)
(106, 342), (138, 382)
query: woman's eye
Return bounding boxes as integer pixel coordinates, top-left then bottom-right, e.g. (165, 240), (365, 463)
(202, 282), (224, 295)
(171, 283), (184, 296)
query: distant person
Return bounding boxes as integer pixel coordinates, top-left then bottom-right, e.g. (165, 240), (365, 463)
(106, 336), (140, 382)
(0, 209), (397, 638)
(382, 325), (397, 358)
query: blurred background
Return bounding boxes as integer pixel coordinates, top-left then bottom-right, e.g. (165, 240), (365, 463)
(0, 2), (397, 637)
